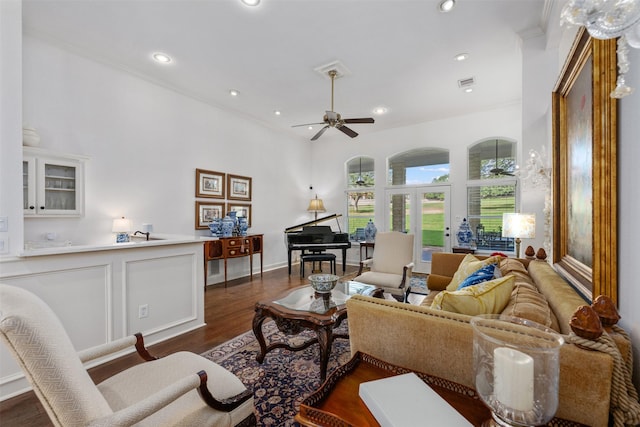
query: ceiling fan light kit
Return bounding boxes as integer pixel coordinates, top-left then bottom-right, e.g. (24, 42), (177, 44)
(292, 69), (375, 141)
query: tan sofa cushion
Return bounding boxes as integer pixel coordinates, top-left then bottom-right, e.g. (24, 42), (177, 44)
(446, 254), (501, 291)
(502, 284), (557, 330)
(431, 275), (515, 316)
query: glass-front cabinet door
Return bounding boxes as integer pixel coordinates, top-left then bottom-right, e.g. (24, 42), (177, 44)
(23, 149), (84, 217)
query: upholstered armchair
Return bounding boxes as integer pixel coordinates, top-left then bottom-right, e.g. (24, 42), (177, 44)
(0, 284), (255, 427)
(353, 231), (415, 302)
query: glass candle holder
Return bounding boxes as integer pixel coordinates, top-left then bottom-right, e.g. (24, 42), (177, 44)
(471, 315), (564, 427)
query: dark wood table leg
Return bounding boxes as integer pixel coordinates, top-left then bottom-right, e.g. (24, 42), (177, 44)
(316, 325), (333, 382)
(252, 307), (269, 363)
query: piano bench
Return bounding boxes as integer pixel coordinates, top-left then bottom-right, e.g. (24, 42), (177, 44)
(300, 253), (337, 278)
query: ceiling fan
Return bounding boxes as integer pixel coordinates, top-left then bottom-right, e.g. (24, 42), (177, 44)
(292, 69), (374, 141)
(489, 140), (515, 176)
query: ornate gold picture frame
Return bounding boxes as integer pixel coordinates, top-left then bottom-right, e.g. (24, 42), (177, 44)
(552, 28), (618, 303)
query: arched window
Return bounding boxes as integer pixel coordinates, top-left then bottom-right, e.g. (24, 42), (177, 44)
(466, 138), (517, 252)
(388, 148), (450, 185)
(346, 156), (374, 241)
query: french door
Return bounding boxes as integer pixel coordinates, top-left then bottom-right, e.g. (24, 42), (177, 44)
(385, 186), (451, 273)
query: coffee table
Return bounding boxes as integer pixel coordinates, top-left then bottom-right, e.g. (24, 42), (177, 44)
(252, 281), (382, 381)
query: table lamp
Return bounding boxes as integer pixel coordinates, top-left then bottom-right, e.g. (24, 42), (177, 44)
(502, 213), (535, 258)
(307, 194), (326, 221)
(112, 217), (132, 243)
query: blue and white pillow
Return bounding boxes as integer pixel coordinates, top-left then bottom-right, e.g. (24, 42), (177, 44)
(457, 264), (498, 290)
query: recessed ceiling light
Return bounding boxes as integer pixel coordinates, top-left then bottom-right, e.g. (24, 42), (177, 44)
(308, 126), (313, 130)
(240, 0), (260, 6)
(454, 53), (469, 61)
(464, 87), (473, 93)
(274, 110), (281, 116)
(152, 52), (172, 64)
(229, 89), (240, 97)
(439, 0), (456, 12)
(373, 106), (388, 115)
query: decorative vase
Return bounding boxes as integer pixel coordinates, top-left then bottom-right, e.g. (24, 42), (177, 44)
(364, 219), (377, 242)
(456, 218), (473, 247)
(221, 215), (234, 238)
(227, 211), (238, 235)
(208, 218), (222, 237)
(238, 217), (248, 236)
(22, 126), (41, 147)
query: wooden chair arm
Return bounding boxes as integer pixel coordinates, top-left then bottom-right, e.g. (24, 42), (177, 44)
(77, 333), (157, 364)
(197, 370), (254, 411)
(358, 258), (374, 275)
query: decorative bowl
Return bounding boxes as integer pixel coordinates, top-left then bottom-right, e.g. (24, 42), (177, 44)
(308, 274), (340, 294)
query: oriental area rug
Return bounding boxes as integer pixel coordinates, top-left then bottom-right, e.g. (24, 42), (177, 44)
(201, 320), (351, 426)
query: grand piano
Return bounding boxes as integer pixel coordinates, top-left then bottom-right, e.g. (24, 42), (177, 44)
(285, 214), (352, 275)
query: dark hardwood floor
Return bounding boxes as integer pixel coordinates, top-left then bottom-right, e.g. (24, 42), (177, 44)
(0, 264), (359, 426)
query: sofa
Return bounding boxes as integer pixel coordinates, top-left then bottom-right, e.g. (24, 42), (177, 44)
(347, 252), (632, 427)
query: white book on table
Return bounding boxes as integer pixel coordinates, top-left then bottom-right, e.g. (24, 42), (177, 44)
(359, 372), (472, 427)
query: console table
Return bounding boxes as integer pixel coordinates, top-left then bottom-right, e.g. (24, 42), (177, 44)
(204, 234), (263, 286)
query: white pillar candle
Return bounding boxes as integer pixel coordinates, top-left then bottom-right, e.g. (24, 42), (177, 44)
(493, 347), (534, 412)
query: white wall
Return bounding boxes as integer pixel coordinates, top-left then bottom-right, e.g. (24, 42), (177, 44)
(0, 0), (24, 256)
(617, 45), (640, 385)
(18, 35), (311, 280)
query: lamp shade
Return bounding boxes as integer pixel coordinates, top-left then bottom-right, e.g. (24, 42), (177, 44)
(112, 217), (132, 233)
(502, 213), (536, 239)
(307, 196), (326, 213)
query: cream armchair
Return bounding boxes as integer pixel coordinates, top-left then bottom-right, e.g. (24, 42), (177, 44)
(0, 284), (255, 427)
(353, 231), (415, 302)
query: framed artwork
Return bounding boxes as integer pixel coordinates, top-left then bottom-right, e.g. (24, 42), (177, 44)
(552, 27), (617, 303)
(196, 169), (225, 199)
(195, 201), (225, 230)
(227, 174), (252, 201)
(227, 202), (252, 227)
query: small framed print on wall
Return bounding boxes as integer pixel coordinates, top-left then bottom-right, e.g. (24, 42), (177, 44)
(227, 203), (251, 227)
(195, 201), (225, 230)
(227, 174), (252, 201)
(196, 169), (225, 199)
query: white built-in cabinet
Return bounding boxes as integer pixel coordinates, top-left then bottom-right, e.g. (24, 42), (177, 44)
(23, 147), (87, 217)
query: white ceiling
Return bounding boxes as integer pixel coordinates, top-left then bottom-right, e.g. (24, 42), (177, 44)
(22, 0), (558, 141)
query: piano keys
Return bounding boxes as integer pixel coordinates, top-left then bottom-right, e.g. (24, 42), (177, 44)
(285, 214), (352, 275)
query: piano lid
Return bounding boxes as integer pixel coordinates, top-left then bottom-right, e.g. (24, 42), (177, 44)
(284, 213), (342, 233)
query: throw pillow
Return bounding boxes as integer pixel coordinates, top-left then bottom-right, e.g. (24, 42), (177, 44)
(457, 264), (498, 290)
(431, 275), (515, 316)
(446, 254), (502, 291)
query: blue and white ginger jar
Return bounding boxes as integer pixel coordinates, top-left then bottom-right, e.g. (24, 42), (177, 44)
(456, 218), (473, 247)
(208, 218), (222, 237)
(221, 215), (234, 238)
(364, 219), (377, 242)
(238, 217), (248, 236)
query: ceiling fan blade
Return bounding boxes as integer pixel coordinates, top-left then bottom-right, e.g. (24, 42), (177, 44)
(337, 125), (358, 138)
(292, 122), (325, 128)
(343, 117), (375, 124)
(310, 125), (330, 141)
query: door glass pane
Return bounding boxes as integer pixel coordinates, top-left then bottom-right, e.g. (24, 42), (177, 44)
(421, 190), (445, 262)
(347, 191), (374, 241)
(389, 194), (410, 233)
(44, 163), (76, 210)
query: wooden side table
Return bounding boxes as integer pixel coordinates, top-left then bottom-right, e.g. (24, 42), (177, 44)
(296, 352), (585, 427)
(204, 234), (263, 287)
(359, 241), (375, 262)
(452, 246), (475, 254)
